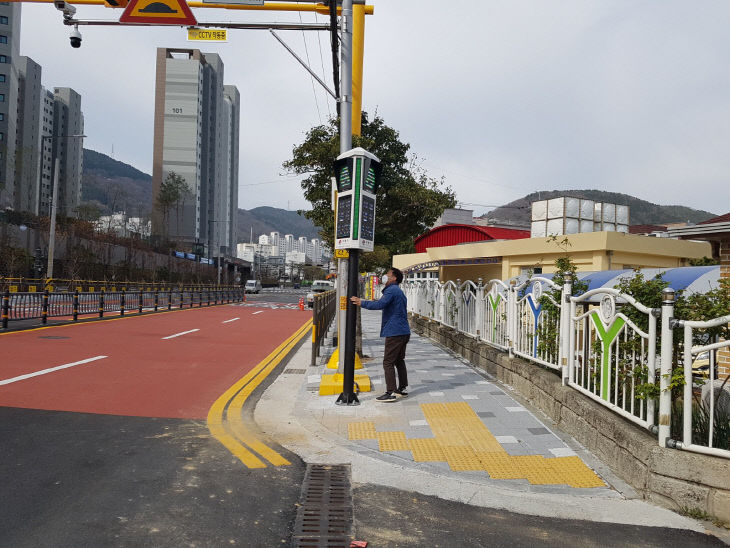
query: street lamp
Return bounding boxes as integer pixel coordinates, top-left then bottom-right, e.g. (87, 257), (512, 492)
(42, 134), (86, 281)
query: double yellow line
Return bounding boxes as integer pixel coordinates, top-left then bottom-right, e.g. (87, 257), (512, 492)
(207, 318), (312, 468)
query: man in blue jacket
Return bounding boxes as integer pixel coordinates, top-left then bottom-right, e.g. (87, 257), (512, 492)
(350, 267), (410, 403)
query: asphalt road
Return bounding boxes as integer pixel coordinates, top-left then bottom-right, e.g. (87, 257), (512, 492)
(0, 304), (310, 547)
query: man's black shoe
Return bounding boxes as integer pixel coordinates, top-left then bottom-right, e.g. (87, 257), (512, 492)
(376, 392), (397, 402)
(394, 389), (408, 398)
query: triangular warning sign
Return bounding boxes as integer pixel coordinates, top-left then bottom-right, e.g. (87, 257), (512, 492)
(120, 0), (197, 25)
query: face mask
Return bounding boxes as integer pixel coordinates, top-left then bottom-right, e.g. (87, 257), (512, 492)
(382, 274), (390, 285)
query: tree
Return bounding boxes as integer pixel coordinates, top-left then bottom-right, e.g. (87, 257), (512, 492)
(283, 113), (457, 269)
(155, 171), (188, 241)
(74, 201), (103, 223)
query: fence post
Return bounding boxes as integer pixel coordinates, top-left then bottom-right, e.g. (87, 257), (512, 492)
(560, 274), (573, 385)
(73, 290), (79, 322)
(311, 295), (318, 366)
(2, 289), (9, 329)
(42, 289), (49, 325)
(138, 290), (143, 314)
(154, 289), (158, 312)
(98, 289), (104, 319)
(658, 287), (676, 448)
(120, 289), (126, 317)
(508, 279), (517, 355)
(168, 289), (173, 311)
(455, 279), (462, 331)
(475, 279), (484, 340)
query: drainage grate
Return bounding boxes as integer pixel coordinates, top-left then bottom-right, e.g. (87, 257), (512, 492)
(291, 464), (353, 548)
(283, 369), (307, 375)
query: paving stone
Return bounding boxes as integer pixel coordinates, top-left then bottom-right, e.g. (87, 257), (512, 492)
(528, 427), (551, 435)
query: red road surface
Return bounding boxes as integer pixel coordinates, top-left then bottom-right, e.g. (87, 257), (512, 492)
(0, 305), (310, 419)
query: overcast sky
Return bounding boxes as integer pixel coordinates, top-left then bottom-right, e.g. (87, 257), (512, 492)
(21, 1), (730, 217)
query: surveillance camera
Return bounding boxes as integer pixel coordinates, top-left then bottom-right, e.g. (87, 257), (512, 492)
(54, 0), (76, 16)
(69, 26), (82, 48)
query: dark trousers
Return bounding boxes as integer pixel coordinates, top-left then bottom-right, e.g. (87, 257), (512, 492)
(383, 334), (410, 392)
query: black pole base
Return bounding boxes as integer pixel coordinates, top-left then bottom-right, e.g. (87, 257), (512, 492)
(335, 392), (360, 406)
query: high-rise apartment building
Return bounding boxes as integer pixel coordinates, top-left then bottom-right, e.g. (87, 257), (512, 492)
(52, 87), (84, 216)
(152, 48), (239, 258)
(38, 87), (55, 215)
(15, 55), (41, 214)
(0, 4), (21, 210)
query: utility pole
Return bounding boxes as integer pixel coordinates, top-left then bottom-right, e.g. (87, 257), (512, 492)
(46, 157), (61, 280)
(336, 0), (358, 405)
(45, 134), (85, 282)
(336, 0), (354, 372)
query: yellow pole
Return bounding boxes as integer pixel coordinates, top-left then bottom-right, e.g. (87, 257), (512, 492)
(4, 0), (375, 14)
(351, 3), (365, 136)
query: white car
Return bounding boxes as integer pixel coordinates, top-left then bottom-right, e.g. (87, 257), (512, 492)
(306, 280), (334, 307)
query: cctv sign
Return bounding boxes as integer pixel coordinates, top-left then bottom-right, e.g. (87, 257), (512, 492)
(188, 28), (227, 42)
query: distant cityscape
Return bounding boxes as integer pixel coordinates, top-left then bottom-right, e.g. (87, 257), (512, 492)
(237, 231), (332, 281)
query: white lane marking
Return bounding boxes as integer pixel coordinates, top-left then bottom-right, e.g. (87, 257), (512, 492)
(162, 329), (200, 340)
(0, 356), (108, 386)
(222, 317), (240, 324)
(252, 311), (264, 315)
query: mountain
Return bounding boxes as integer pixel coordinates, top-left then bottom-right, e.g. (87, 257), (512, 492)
(81, 149), (153, 217)
(483, 190), (718, 226)
(81, 149), (319, 241)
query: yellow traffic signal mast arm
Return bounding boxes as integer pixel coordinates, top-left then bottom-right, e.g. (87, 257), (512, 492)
(6, 0), (373, 14)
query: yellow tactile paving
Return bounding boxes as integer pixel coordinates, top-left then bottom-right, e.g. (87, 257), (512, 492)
(408, 438), (445, 462)
(348, 421), (377, 440)
(346, 401), (606, 488)
(376, 431), (409, 452)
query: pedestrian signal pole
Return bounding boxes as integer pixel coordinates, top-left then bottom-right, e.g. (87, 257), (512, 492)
(333, 147), (381, 405)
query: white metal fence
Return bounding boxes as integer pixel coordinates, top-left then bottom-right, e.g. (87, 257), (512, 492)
(404, 277), (730, 460)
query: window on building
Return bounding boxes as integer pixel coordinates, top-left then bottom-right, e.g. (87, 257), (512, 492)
(0, 94), (5, 102)
(0, 132), (4, 141)
(0, 56), (6, 63)
(0, 36), (7, 44)
(0, 74), (4, 83)
(0, 16), (7, 24)
(0, 113), (4, 121)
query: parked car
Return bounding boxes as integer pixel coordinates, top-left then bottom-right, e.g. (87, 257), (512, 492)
(692, 351), (711, 378)
(306, 280), (334, 307)
(244, 280), (262, 294)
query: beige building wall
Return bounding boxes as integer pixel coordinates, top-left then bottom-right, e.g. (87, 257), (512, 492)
(394, 232), (711, 284)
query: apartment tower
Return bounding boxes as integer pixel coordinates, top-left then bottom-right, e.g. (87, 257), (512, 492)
(152, 48), (239, 257)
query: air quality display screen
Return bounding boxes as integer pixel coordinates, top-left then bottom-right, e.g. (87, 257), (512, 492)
(361, 196), (375, 241)
(364, 167), (377, 193)
(338, 165), (352, 191)
(336, 195), (352, 239)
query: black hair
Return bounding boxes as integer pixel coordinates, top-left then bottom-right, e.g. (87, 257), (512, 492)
(390, 267), (404, 285)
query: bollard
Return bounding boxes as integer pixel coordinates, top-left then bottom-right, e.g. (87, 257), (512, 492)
(73, 290), (79, 322)
(168, 289), (173, 311)
(42, 290), (49, 325)
(2, 289), (9, 329)
(154, 289), (159, 312)
(120, 289), (126, 317)
(299, 297), (305, 311)
(99, 289), (105, 318)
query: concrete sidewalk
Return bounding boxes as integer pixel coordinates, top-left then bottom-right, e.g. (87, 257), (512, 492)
(256, 309), (708, 531)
